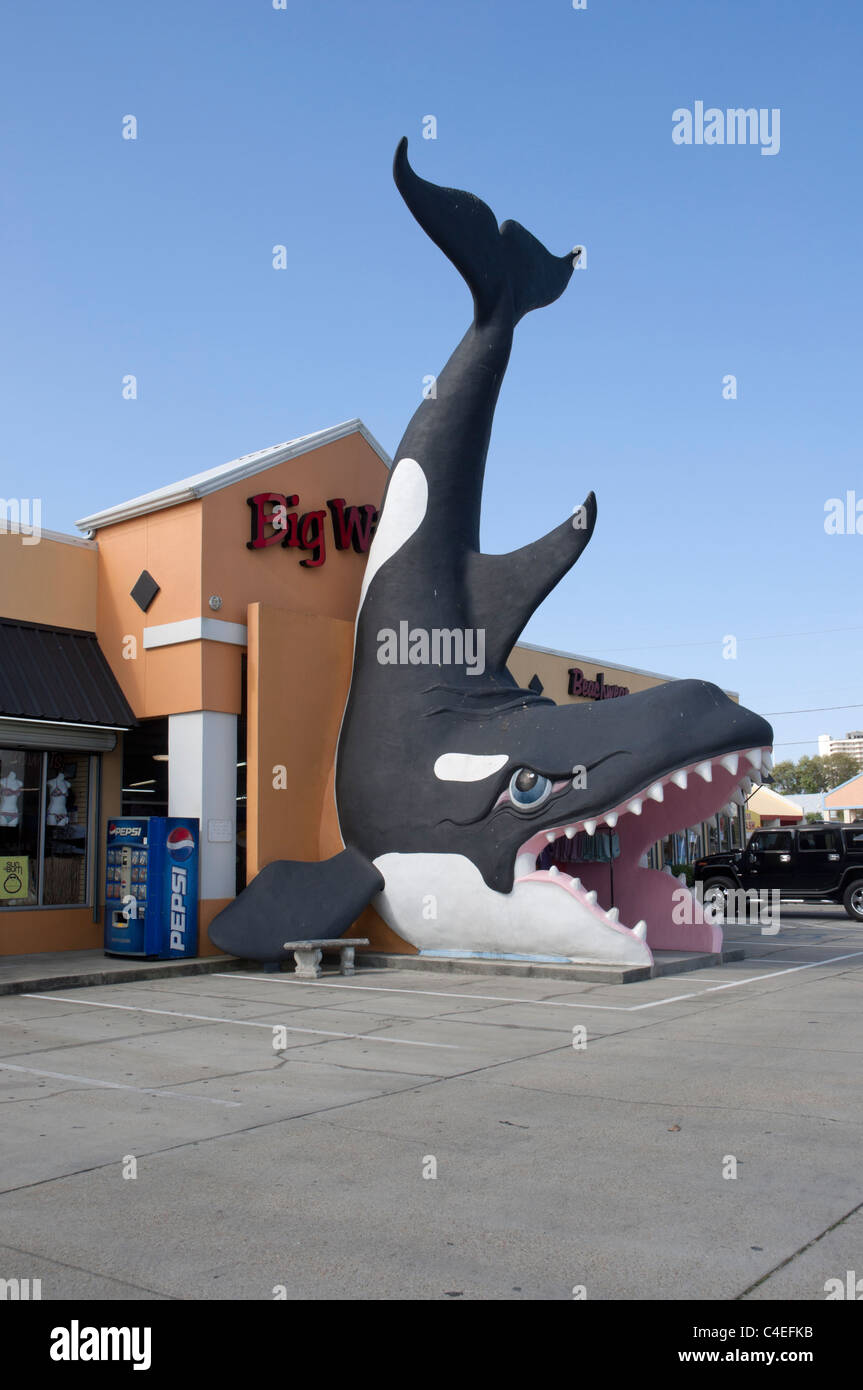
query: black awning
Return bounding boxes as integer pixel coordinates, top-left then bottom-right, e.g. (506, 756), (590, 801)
(0, 617), (136, 728)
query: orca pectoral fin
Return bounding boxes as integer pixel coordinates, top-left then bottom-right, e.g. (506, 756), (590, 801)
(208, 848), (385, 963)
(467, 492), (597, 665)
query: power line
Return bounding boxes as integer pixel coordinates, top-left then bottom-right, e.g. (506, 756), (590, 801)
(763, 703), (863, 717)
(599, 625), (863, 655)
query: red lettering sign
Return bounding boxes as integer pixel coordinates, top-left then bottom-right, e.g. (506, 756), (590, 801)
(247, 494), (378, 567)
(567, 667), (630, 701)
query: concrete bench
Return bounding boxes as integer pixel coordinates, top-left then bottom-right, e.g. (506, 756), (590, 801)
(282, 938), (369, 979)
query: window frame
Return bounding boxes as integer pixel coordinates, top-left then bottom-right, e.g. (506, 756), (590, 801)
(0, 748), (98, 910)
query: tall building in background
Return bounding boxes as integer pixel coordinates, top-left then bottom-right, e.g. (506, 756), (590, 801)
(819, 731), (863, 767)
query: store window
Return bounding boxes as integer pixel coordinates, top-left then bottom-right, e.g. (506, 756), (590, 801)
(0, 748), (93, 908)
(729, 811), (744, 850)
(680, 826), (699, 862)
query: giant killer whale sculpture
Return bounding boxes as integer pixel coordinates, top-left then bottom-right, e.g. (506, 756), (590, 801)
(210, 139), (774, 967)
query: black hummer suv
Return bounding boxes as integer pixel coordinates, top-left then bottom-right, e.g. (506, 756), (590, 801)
(694, 822), (863, 922)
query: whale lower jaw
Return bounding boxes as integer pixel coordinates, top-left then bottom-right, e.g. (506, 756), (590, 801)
(372, 852), (654, 968)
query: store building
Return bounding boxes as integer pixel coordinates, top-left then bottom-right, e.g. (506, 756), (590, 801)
(824, 772), (863, 823)
(744, 785), (804, 829)
(818, 731), (863, 768)
(0, 420), (746, 957)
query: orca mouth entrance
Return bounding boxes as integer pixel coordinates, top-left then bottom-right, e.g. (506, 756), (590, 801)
(512, 745), (773, 953)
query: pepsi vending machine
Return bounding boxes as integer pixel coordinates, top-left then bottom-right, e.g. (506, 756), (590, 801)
(104, 818), (199, 958)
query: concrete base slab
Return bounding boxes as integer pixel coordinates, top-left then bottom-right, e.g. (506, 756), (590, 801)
(0, 945), (745, 995)
(354, 947), (745, 985)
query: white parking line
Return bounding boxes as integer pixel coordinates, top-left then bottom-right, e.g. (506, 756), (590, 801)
(213, 953), (863, 1014)
(743, 958), (836, 965)
(0, 1059), (241, 1107)
(21, 994), (460, 1049)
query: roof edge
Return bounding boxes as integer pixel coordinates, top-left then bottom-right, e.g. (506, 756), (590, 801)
(514, 639), (740, 698)
(75, 419), (392, 535)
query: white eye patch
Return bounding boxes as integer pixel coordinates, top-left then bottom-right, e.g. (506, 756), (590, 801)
(434, 753), (509, 783)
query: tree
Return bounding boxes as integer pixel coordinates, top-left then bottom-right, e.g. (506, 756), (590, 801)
(772, 760), (801, 795)
(823, 752), (860, 788)
(795, 756), (826, 793)
(773, 752), (862, 796)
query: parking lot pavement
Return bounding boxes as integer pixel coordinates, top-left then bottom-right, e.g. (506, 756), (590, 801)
(1, 908), (861, 1301)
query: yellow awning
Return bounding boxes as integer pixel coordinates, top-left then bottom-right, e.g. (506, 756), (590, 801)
(747, 785), (804, 820)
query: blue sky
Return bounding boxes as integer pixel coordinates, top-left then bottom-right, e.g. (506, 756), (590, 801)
(2, 0), (861, 761)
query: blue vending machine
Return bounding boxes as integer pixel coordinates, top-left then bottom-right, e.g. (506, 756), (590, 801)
(104, 817), (199, 958)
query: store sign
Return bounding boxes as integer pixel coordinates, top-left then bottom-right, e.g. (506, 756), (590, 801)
(568, 667), (630, 701)
(0, 857), (28, 900)
(247, 494), (379, 569)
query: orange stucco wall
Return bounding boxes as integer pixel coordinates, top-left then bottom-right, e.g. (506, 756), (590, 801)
(508, 647), (670, 704)
(88, 432), (388, 722)
(247, 604), (354, 872)
(246, 602), (412, 953)
(0, 531), (97, 629)
(202, 433), (385, 629)
(508, 646), (739, 707)
(93, 500), (205, 718)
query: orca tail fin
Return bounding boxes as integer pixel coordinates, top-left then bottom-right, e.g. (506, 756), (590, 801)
(394, 137), (576, 326)
(208, 848), (384, 964)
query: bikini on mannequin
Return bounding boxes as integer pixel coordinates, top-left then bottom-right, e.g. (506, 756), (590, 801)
(0, 769), (23, 829)
(46, 772), (71, 827)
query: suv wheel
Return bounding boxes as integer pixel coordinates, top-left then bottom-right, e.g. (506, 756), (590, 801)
(843, 879), (863, 922)
(702, 877), (735, 921)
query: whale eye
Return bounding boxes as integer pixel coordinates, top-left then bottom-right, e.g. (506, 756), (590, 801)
(508, 768), (552, 811)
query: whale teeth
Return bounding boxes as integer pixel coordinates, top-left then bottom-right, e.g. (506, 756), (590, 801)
(762, 748), (773, 773)
(720, 753), (739, 775)
(694, 760), (713, 782)
(671, 770), (688, 790)
(746, 749), (762, 771)
(571, 877), (582, 891)
(565, 825), (576, 839)
(545, 831), (557, 843)
(584, 819), (597, 835)
(633, 920), (648, 941)
(677, 873), (688, 885)
(586, 890), (598, 906)
(647, 782), (664, 803)
(606, 906), (619, 923)
(627, 798), (643, 815)
(549, 865), (560, 877)
(731, 788), (745, 805)
(604, 812), (618, 828)
(515, 853), (536, 878)
(725, 802), (737, 817)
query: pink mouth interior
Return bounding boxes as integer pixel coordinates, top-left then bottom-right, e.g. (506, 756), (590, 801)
(513, 747), (771, 956)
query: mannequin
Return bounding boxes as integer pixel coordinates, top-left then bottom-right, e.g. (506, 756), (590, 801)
(46, 772), (71, 827)
(0, 769), (23, 828)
